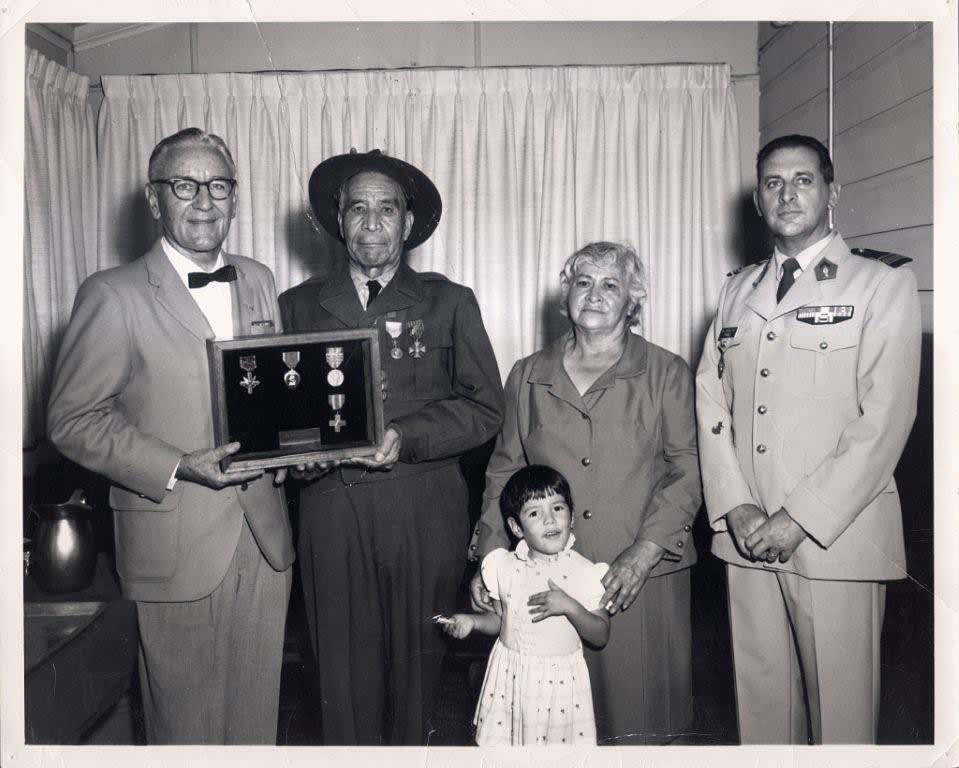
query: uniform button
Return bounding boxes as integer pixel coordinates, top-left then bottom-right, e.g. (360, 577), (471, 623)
(819, 341), (828, 350)
(676, 540), (684, 548)
(581, 457), (591, 466)
(470, 544), (477, 551)
(583, 510), (593, 520)
(757, 404), (767, 415)
(683, 524), (692, 532)
(766, 331), (776, 341)
(760, 368), (770, 377)
(756, 444), (767, 454)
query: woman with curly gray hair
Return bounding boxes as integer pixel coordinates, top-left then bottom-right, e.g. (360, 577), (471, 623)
(469, 240), (702, 744)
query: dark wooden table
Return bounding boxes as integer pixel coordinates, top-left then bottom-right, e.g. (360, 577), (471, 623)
(24, 553), (138, 744)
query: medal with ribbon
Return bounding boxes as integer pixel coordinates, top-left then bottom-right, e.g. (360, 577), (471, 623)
(385, 320), (404, 360)
(239, 355), (260, 394)
(328, 393), (346, 433)
(325, 346), (345, 387)
(282, 350), (301, 389)
(407, 319), (426, 358)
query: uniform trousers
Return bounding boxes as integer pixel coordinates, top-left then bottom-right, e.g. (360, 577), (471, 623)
(727, 564), (885, 744)
(297, 463), (468, 745)
(584, 567), (693, 745)
(136, 517), (293, 744)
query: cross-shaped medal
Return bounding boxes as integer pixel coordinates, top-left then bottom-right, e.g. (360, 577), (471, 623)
(329, 412), (347, 433)
(240, 372), (260, 394)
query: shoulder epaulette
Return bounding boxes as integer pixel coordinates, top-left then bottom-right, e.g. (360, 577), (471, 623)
(726, 258), (768, 278)
(849, 247), (912, 268)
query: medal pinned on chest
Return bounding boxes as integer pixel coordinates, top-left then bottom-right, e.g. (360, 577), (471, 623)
(325, 346), (345, 386)
(407, 319), (426, 358)
(282, 350), (301, 389)
(385, 320), (404, 360)
(239, 355), (260, 394)
(717, 327), (737, 379)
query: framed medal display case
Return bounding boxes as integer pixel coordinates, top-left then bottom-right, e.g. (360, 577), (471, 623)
(207, 329), (385, 472)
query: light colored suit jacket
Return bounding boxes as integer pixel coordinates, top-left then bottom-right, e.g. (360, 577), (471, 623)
(695, 234), (920, 581)
(47, 241), (294, 602)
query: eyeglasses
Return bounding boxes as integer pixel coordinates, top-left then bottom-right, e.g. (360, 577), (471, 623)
(151, 177), (237, 201)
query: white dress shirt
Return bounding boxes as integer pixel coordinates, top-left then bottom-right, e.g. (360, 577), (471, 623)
(773, 231), (836, 283)
(161, 237), (234, 340)
(162, 238), (235, 489)
(349, 262), (399, 308)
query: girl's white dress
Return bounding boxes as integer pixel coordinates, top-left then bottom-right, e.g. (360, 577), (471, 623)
(473, 535), (609, 746)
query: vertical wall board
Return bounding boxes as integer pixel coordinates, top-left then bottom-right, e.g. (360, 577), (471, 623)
(836, 158), (933, 237)
(760, 39), (827, 128)
(834, 90), (932, 184)
(759, 22), (826, 91)
(833, 24), (932, 134)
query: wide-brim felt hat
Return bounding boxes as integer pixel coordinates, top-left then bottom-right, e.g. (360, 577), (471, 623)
(308, 148), (442, 251)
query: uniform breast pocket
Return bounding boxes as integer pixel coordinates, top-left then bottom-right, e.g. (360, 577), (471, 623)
(412, 325), (453, 399)
(789, 323), (860, 398)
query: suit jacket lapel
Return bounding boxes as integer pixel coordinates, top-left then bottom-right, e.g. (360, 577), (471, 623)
(528, 332), (587, 414)
(744, 259), (777, 321)
(144, 242), (213, 342)
(315, 264), (367, 328)
(369, 262), (424, 316)
(223, 252), (255, 338)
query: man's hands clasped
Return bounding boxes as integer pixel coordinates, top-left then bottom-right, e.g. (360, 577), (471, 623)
(726, 503), (807, 563)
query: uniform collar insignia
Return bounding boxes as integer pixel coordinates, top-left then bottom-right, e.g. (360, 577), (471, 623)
(815, 258), (838, 281)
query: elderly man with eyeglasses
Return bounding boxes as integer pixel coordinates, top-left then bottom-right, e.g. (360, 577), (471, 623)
(47, 127), (294, 744)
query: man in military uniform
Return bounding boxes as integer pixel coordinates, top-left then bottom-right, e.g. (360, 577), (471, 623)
(696, 134), (920, 743)
(279, 150), (504, 745)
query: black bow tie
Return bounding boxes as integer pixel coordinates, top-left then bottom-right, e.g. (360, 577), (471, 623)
(188, 264), (237, 289)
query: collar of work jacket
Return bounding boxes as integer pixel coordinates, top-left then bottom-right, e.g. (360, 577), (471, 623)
(306, 259), (427, 326)
(143, 240), (256, 342)
(745, 233), (852, 322)
(527, 329), (649, 411)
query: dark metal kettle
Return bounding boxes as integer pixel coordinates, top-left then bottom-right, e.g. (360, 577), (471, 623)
(30, 489), (97, 594)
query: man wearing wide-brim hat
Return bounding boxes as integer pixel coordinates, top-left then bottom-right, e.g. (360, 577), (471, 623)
(280, 149), (504, 745)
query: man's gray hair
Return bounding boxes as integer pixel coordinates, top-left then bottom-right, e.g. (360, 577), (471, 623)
(148, 127), (236, 180)
(560, 241), (648, 328)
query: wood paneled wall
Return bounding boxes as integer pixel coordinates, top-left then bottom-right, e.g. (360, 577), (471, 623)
(758, 22), (932, 330)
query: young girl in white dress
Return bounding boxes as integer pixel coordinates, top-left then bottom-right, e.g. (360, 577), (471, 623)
(440, 465), (610, 745)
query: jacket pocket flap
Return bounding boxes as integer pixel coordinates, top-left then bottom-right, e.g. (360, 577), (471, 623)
(790, 323), (859, 352)
(110, 485), (179, 512)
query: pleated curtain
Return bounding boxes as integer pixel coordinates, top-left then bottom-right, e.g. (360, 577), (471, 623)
(23, 49), (98, 447)
(96, 64), (740, 380)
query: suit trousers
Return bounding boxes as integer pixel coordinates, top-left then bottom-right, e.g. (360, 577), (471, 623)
(136, 517), (293, 744)
(297, 463), (468, 745)
(727, 564), (885, 744)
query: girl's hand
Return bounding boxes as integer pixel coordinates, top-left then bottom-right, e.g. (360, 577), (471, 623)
(442, 613), (476, 639)
(527, 578), (579, 623)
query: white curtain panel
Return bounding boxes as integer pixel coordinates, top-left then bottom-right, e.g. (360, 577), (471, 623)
(23, 49), (98, 447)
(98, 64), (740, 377)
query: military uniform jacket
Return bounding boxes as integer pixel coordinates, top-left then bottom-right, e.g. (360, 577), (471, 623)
(47, 242), (295, 602)
(278, 261), (504, 484)
(695, 234), (921, 581)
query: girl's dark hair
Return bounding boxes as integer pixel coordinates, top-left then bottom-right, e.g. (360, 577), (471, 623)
(499, 465), (574, 529)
